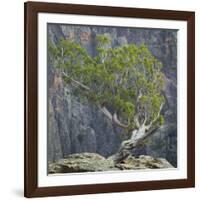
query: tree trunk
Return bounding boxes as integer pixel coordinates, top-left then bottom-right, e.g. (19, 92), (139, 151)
(98, 104), (163, 164)
(111, 126), (156, 164)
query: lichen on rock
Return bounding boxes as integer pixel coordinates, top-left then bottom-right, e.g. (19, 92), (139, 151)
(48, 153), (173, 174)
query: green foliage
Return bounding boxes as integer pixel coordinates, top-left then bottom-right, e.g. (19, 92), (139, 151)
(48, 34), (165, 130)
(158, 115), (165, 125)
(96, 34), (111, 46)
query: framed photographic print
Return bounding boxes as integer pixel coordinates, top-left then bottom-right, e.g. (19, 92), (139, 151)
(24, 1), (195, 197)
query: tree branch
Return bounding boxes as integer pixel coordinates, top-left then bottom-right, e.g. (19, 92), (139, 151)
(145, 102), (164, 130)
(99, 106), (113, 121)
(133, 88), (143, 127)
(137, 88), (142, 102)
(142, 126), (160, 141)
(142, 114), (147, 126)
(99, 107), (129, 129)
(62, 72), (131, 130)
(62, 72), (90, 91)
(134, 114), (140, 128)
(112, 113), (129, 129)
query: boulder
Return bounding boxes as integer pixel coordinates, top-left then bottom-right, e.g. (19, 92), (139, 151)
(49, 152), (116, 173)
(116, 155), (173, 170)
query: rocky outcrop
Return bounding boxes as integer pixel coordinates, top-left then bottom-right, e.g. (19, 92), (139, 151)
(48, 153), (173, 174)
(47, 24), (177, 167)
(115, 155), (173, 170)
(49, 153), (117, 173)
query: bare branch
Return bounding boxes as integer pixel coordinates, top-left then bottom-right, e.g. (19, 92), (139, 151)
(100, 107), (129, 129)
(112, 113), (129, 129)
(143, 126), (160, 141)
(134, 114), (140, 128)
(142, 114), (147, 126)
(137, 88), (142, 102)
(133, 88), (143, 127)
(99, 106), (113, 121)
(141, 106), (148, 126)
(145, 102), (164, 130)
(62, 72), (90, 91)
(61, 72), (133, 130)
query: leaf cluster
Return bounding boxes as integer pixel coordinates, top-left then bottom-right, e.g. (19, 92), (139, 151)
(48, 34), (166, 130)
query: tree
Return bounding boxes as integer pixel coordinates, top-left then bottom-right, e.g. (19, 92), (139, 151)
(48, 34), (166, 164)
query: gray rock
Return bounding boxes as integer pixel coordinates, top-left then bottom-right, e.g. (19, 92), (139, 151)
(48, 153), (173, 174)
(49, 153), (116, 173)
(116, 155), (173, 170)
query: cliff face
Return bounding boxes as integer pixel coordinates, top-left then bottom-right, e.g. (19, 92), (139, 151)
(47, 24), (177, 166)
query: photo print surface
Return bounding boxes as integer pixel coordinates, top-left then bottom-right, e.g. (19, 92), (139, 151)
(47, 23), (177, 174)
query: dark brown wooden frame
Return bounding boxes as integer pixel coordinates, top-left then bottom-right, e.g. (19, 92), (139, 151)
(24, 1), (195, 198)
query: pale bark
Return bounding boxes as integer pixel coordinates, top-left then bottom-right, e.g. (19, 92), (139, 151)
(100, 102), (164, 164)
(111, 102), (164, 164)
(145, 103), (164, 130)
(112, 113), (129, 129)
(99, 106), (113, 121)
(112, 126), (159, 164)
(100, 107), (129, 129)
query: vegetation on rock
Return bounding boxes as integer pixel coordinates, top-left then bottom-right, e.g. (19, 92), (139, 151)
(49, 34), (166, 164)
(49, 153), (173, 174)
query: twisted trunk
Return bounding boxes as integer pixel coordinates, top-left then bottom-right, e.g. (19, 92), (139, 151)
(61, 74), (163, 158)
(99, 104), (164, 164)
(98, 105), (163, 164)
(111, 125), (159, 164)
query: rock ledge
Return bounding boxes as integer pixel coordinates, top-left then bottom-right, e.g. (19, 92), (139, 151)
(49, 153), (173, 174)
